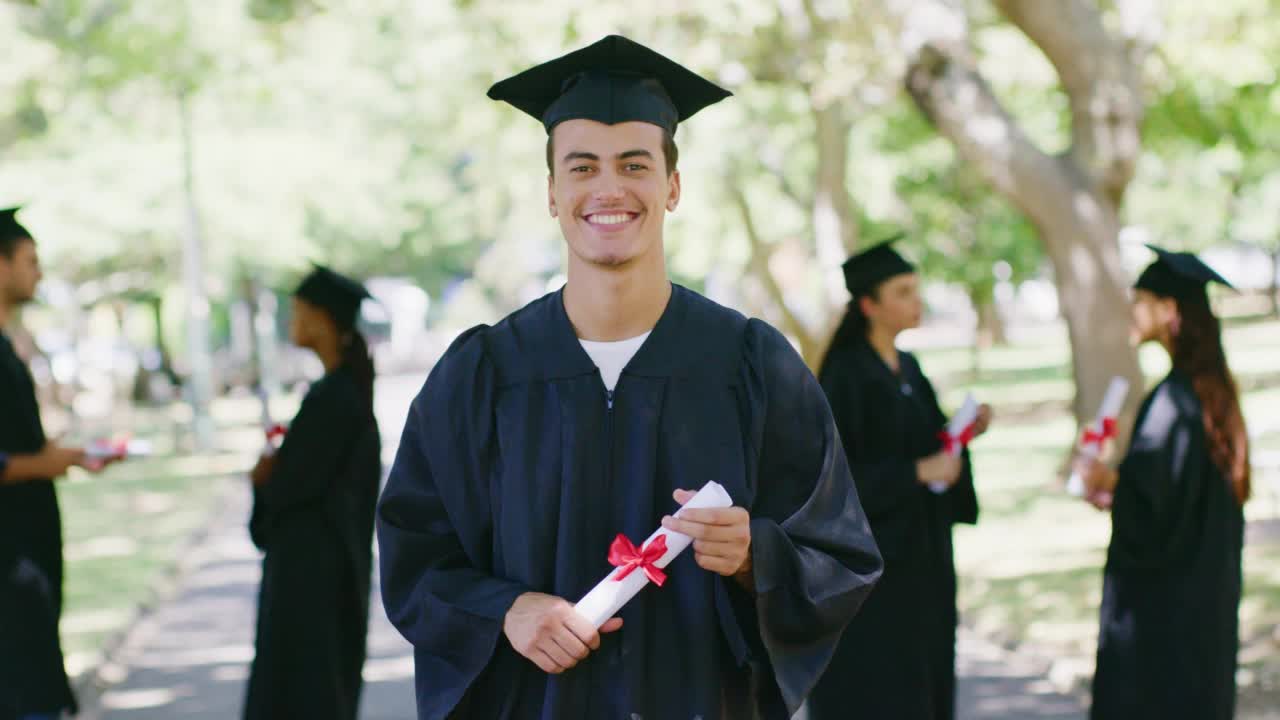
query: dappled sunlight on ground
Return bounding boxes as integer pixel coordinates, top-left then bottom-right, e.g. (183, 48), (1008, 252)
(80, 488), (416, 720)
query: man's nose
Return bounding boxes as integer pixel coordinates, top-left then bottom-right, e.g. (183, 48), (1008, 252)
(591, 172), (625, 203)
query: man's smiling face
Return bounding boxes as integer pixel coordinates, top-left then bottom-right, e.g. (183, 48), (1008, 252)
(547, 119), (680, 269)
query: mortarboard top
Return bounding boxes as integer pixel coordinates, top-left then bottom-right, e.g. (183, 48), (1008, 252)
(486, 34), (731, 136)
(842, 233), (916, 296)
(1134, 244), (1234, 300)
(294, 263), (371, 330)
(0, 206), (32, 244)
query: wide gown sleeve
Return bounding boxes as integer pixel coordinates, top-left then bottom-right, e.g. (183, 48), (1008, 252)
(249, 374), (363, 550)
(741, 319), (884, 714)
(260, 378), (361, 511)
(818, 354), (921, 521)
(1108, 381), (1206, 570)
(376, 327), (530, 719)
(912, 356), (979, 525)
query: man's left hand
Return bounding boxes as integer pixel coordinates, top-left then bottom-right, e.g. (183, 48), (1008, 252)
(250, 454), (276, 487)
(662, 489), (752, 578)
(1074, 456), (1117, 511)
(972, 403), (994, 437)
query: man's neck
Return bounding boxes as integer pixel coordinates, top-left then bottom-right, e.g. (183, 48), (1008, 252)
(867, 324), (900, 372)
(316, 336), (343, 374)
(563, 258), (671, 342)
(0, 299), (12, 331)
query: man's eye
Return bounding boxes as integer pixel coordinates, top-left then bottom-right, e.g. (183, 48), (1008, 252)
(625, 163), (648, 172)
(570, 165), (593, 173)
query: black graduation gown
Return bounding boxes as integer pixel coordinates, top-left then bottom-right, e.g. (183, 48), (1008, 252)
(377, 285), (883, 720)
(0, 332), (77, 719)
(809, 338), (978, 720)
(244, 365), (382, 720)
(1090, 371), (1243, 719)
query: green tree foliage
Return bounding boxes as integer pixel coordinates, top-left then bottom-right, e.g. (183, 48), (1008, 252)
(1, 0), (1274, 361)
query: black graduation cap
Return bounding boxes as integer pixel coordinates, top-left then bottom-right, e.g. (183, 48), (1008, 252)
(1134, 244), (1234, 299)
(293, 264), (371, 330)
(0, 206), (32, 243)
(842, 233), (916, 296)
(486, 34), (732, 136)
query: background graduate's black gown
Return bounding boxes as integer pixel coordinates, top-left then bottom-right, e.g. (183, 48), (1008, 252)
(0, 333), (77, 719)
(244, 366), (381, 720)
(377, 285), (883, 720)
(810, 337), (978, 720)
(1091, 370), (1243, 719)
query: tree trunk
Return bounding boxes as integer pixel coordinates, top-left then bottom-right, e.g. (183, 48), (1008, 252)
(812, 103), (860, 258)
(895, 0), (1152, 426)
(978, 296), (1007, 347)
(727, 177), (822, 365)
(1039, 204), (1143, 422)
(150, 295), (177, 383)
(971, 281), (1007, 349)
(179, 87), (214, 449)
(1271, 246), (1280, 318)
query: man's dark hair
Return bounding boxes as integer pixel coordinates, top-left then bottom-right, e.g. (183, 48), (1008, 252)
(546, 129), (679, 178)
(0, 227), (33, 259)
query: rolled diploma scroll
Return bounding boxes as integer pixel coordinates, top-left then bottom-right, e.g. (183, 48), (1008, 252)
(573, 480), (735, 629)
(258, 386), (282, 457)
(84, 438), (153, 461)
(1066, 376), (1130, 497)
(932, 393), (980, 494)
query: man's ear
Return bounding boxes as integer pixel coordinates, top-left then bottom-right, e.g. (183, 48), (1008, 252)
(666, 170), (681, 212)
(858, 294), (876, 320)
(547, 174), (558, 218)
(1159, 296), (1180, 327)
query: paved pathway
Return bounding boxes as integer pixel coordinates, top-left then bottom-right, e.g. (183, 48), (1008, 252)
(79, 486), (415, 720)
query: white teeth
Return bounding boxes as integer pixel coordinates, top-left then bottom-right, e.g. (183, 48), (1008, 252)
(589, 213), (631, 225)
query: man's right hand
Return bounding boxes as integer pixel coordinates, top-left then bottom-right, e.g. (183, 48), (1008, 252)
(1, 444), (86, 485)
(502, 592), (623, 674)
(916, 451), (963, 488)
(43, 444), (86, 478)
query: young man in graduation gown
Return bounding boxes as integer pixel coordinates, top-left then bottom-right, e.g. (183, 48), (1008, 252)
(1077, 246), (1248, 720)
(0, 208), (104, 720)
(377, 36), (883, 720)
(810, 238), (989, 720)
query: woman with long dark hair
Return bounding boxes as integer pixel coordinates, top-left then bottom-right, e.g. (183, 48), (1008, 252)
(809, 237), (991, 720)
(1079, 245), (1248, 719)
(244, 265), (382, 720)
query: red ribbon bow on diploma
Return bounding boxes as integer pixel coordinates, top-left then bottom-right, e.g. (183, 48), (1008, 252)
(1081, 417), (1118, 449)
(937, 425), (976, 455)
(607, 534), (668, 587)
(265, 424), (287, 442)
(91, 438), (129, 459)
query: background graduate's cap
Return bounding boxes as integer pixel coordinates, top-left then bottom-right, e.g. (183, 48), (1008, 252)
(842, 233), (916, 296)
(293, 263), (371, 329)
(486, 34), (732, 136)
(0, 206), (33, 244)
(1134, 244), (1234, 300)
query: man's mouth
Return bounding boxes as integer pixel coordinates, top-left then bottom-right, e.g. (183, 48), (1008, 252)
(583, 211), (639, 229)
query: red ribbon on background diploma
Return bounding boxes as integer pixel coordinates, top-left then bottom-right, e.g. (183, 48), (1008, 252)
(607, 534), (669, 587)
(265, 423), (287, 442)
(89, 438), (130, 460)
(1081, 417), (1118, 449)
(937, 425), (976, 455)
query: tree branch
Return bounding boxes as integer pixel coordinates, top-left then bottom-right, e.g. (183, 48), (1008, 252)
(993, 0), (1150, 207)
(904, 41), (1075, 228)
(727, 177), (814, 356)
(761, 156), (807, 209)
(812, 102), (860, 255)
